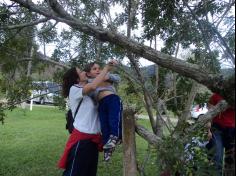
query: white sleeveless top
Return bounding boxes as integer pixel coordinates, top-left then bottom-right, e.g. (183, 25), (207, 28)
(69, 85), (101, 134)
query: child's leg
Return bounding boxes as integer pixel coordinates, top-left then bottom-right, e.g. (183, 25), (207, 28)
(98, 99), (110, 145)
(101, 94), (122, 150)
(98, 100), (113, 162)
(107, 94), (123, 139)
(99, 94), (122, 161)
(103, 148), (115, 162)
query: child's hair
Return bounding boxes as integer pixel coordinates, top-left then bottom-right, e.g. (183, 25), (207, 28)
(83, 62), (99, 73)
(62, 67), (80, 98)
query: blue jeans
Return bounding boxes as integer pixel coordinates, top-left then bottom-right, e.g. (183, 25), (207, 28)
(207, 124), (235, 176)
(98, 94), (123, 144)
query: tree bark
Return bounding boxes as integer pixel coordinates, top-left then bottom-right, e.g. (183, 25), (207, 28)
(95, 2), (103, 62)
(180, 81), (199, 122)
(135, 100), (228, 147)
(27, 47), (34, 77)
(135, 123), (161, 147)
(22, 46), (34, 109)
(122, 108), (138, 176)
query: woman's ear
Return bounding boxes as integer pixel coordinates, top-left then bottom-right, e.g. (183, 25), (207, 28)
(86, 72), (92, 78)
(76, 77), (80, 83)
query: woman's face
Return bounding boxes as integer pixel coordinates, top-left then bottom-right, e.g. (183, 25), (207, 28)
(76, 67), (87, 83)
(86, 64), (101, 78)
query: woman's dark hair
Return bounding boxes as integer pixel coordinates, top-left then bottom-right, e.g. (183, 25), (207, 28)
(62, 67), (79, 98)
(83, 62), (98, 73)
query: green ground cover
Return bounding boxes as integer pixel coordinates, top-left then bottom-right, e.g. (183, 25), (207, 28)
(0, 106), (157, 176)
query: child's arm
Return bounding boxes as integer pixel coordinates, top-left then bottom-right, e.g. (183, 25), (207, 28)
(87, 74), (120, 87)
(105, 73), (121, 83)
(83, 61), (117, 95)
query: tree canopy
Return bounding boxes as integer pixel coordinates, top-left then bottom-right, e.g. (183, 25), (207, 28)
(0, 0), (234, 105)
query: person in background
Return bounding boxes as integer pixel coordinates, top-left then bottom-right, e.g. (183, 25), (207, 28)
(84, 62), (122, 162)
(207, 93), (235, 176)
(58, 60), (117, 176)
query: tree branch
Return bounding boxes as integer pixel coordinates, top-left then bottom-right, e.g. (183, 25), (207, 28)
(136, 100), (229, 147)
(185, 1), (235, 64)
(184, 2), (212, 52)
(135, 123), (161, 147)
(36, 53), (69, 69)
(210, 25), (235, 64)
(1, 45), (69, 69)
(186, 100), (229, 133)
(0, 18), (50, 30)
(9, 0), (235, 106)
(215, 0), (235, 28)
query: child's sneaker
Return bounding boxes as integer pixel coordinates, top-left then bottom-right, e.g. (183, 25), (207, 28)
(104, 148), (113, 162)
(103, 135), (120, 149)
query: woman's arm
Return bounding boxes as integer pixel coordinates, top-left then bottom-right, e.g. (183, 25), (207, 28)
(82, 60), (117, 95)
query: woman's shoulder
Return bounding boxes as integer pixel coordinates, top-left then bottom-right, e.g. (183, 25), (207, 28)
(69, 85), (83, 97)
(70, 84), (83, 90)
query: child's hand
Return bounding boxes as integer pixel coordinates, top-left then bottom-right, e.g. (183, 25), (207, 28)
(108, 59), (118, 66)
(106, 59), (118, 71)
(207, 130), (212, 140)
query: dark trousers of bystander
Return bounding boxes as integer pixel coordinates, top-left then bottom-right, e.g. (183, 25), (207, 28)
(207, 124), (235, 176)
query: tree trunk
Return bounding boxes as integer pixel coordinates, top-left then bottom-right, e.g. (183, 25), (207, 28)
(154, 36), (164, 137)
(180, 81), (199, 121)
(172, 43), (180, 108)
(27, 47), (34, 77)
(22, 47), (34, 109)
(122, 108), (138, 176)
(95, 2), (103, 62)
(127, 0), (156, 133)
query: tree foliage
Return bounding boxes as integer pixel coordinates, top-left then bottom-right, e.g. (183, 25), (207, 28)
(141, 0), (234, 67)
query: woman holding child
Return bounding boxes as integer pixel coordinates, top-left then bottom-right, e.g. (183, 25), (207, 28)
(58, 60), (118, 176)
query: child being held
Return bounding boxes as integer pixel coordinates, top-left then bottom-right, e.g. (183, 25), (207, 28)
(84, 62), (123, 162)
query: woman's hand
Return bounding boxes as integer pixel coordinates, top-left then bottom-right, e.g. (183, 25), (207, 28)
(206, 122), (212, 140)
(108, 59), (118, 65)
(207, 130), (212, 140)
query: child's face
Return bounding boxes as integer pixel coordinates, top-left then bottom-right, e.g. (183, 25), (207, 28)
(87, 64), (101, 78)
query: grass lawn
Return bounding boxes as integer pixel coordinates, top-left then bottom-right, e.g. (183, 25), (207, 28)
(0, 106), (158, 176)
